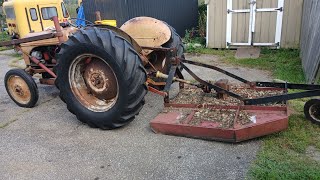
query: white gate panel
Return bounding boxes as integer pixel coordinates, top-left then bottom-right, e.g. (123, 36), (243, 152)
(226, 0), (285, 48)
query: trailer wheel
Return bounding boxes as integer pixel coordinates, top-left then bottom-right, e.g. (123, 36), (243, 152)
(4, 69), (39, 108)
(304, 99), (320, 125)
(56, 27), (148, 129)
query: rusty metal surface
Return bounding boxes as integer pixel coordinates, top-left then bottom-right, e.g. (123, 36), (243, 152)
(69, 54), (119, 112)
(20, 27), (76, 48)
(83, 58), (118, 100)
(39, 78), (55, 85)
(120, 17), (171, 55)
(180, 62), (245, 100)
(147, 78), (166, 86)
(234, 111), (288, 142)
(148, 86), (167, 97)
(6, 75), (31, 104)
(141, 46), (172, 51)
(52, 16), (64, 45)
(150, 85), (289, 142)
(150, 112), (237, 142)
(26, 52), (57, 78)
(0, 33), (55, 47)
(150, 106), (289, 143)
(214, 79), (230, 99)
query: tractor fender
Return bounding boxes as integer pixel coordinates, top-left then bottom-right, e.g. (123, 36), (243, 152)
(120, 17), (171, 55)
(94, 24), (143, 53)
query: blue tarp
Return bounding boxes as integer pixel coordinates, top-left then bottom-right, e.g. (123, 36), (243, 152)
(76, 4), (86, 27)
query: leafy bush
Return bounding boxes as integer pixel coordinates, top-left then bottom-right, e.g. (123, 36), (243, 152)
(184, 2), (207, 49)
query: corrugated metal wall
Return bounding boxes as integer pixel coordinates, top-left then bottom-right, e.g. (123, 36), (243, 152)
(82, 0), (198, 37)
(300, 0), (320, 83)
(206, 0), (303, 48)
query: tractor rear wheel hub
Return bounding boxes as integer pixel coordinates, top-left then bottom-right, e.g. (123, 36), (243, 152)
(84, 59), (117, 100)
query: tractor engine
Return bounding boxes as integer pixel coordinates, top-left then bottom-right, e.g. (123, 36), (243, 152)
(30, 46), (58, 66)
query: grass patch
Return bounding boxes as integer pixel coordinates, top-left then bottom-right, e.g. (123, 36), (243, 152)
(0, 31), (13, 51)
(225, 49), (305, 83)
(186, 47), (320, 179)
(186, 48), (304, 83)
(186, 47), (234, 57)
(225, 48), (320, 179)
(248, 113), (320, 180)
(0, 31), (10, 42)
(0, 46), (12, 51)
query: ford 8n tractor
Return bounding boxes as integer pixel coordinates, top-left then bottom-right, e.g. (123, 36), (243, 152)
(2, 16), (184, 129)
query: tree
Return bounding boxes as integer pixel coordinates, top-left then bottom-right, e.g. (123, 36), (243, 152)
(0, 0), (5, 31)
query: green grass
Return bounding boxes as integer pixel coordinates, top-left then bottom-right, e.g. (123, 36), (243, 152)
(186, 48), (305, 83)
(226, 49), (305, 83)
(248, 113), (320, 180)
(0, 31), (13, 51)
(186, 47), (320, 179)
(186, 46), (234, 57)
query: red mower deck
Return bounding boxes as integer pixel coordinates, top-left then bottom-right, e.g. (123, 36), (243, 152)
(150, 86), (289, 143)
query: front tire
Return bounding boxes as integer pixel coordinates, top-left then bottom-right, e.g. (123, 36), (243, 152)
(56, 27), (148, 129)
(4, 69), (39, 108)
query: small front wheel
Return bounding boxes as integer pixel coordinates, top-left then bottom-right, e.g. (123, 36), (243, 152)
(4, 69), (39, 108)
(304, 99), (320, 125)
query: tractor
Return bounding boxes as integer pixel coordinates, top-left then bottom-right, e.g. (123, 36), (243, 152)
(2, 15), (184, 129)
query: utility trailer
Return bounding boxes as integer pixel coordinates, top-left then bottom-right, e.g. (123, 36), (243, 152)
(1, 16), (320, 142)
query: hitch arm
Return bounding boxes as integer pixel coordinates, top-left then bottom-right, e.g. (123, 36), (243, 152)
(255, 82), (320, 90)
(244, 90), (320, 105)
(180, 58), (252, 85)
(181, 62), (244, 100)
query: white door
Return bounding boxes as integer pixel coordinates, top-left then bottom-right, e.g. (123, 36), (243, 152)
(226, 0), (285, 48)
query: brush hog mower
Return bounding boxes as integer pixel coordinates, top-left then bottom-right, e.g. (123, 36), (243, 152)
(1, 16), (320, 142)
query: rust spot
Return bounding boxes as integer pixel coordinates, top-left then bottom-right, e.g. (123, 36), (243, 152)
(69, 54), (119, 112)
(7, 75), (31, 104)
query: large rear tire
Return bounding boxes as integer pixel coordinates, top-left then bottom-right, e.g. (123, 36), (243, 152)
(55, 27), (148, 129)
(162, 25), (184, 72)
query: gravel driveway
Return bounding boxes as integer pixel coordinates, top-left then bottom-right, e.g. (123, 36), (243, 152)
(0, 50), (271, 180)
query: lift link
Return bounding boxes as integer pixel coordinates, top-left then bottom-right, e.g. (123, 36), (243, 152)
(156, 71), (193, 85)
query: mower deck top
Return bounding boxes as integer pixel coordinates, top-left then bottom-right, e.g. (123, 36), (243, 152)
(150, 85), (289, 143)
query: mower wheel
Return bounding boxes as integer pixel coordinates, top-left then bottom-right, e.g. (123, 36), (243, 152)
(304, 99), (320, 125)
(56, 27), (148, 129)
(4, 69), (39, 108)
